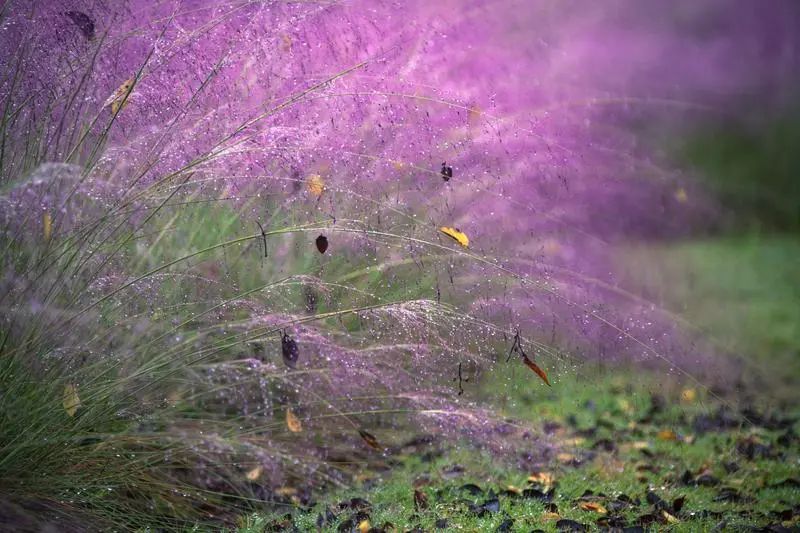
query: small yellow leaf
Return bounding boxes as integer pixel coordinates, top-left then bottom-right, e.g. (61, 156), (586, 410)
(579, 502), (608, 514)
(556, 452), (577, 464)
(542, 512), (561, 521)
(43, 212), (52, 242)
(105, 76), (135, 115)
(674, 187), (688, 203)
(391, 160), (405, 170)
(286, 408), (302, 433)
(245, 465), (262, 481)
(357, 520), (370, 533)
(680, 388), (696, 403)
(439, 226), (469, 247)
(528, 471), (555, 486)
(657, 429), (678, 441)
(306, 174), (325, 196)
(662, 510), (680, 523)
(275, 486), (297, 497)
(63, 384), (81, 417)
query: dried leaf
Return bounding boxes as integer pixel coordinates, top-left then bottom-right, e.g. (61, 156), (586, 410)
(63, 384), (81, 417)
(104, 77), (135, 115)
(43, 211), (52, 242)
(359, 429), (381, 450)
(357, 520), (370, 533)
(528, 471), (555, 487)
(657, 429), (678, 441)
(579, 502), (608, 514)
(413, 489), (429, 511)
(315, 234), (329, 254)
(286, 408), (302, 432)
(306, 174), (325, 196)
(245, 465), (262, 481)
(439, 226), (469, 247)
(522, 354), (551, 386)
(680, 388), (697, 403)
(661, 510), (680, 523)
(674, 187), (688, 203)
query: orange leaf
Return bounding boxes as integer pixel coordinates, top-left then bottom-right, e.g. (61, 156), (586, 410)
(357, 520), (370, 533)
(528, 471), (555, 486)
(359, 429), (381, 450)
(522, 354), (551, 386)
(286, 408), (302, 433)
(579, 502), (608, 514)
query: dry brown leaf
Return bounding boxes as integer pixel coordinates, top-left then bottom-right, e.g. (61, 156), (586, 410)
(286, 408), (302, 433)
(105, 77), (135, 115)
(359, 429), (381, 450)
(579, 502), (608, 514)
(522, 354), (550, 386)
(63, 384), (81, 417)
(306, 174), (325, 196)
(542, 512), (561, 521)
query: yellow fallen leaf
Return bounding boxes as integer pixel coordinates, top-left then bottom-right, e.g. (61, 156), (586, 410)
(275, 486), (297, 496)
(392, 160), (405, 170)
(662, 510), (680, 523)
(674, 187), (688, 203)
(306, 174), (325, 196)
(680, 388), (696, 403)
(105, 76), (135, 115)
(357, 519), (370, 533)
(579, 502), (608, 514)
(542, 512), (561, 521)
(528, 471), (555, 486)
(556, 452), (577, 464)
(505, 485), (521, 494)
(63, 384), (81, 417)
(286, 408), (302, 433)
(439, 226), (469, 247)
(43, 211), (52, 242)
(657, 429), (678, 441)
(245, 465), (262, 481)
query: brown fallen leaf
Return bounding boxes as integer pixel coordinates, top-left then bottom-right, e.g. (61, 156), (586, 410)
(413, 489), (429, 511)
(579, 502), (608, 514)
(359, 429), (381, 450)
(522, 354), (551, 386)
(286, 408), (302, 433)
(63, 384), (81, 417)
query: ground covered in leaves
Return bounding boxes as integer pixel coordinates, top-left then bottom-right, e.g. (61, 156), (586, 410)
(244, 370), (800, 532)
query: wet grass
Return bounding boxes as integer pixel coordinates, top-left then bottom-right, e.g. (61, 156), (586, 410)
(247, 237), (800, 532)
(246, 368), (799, 532)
